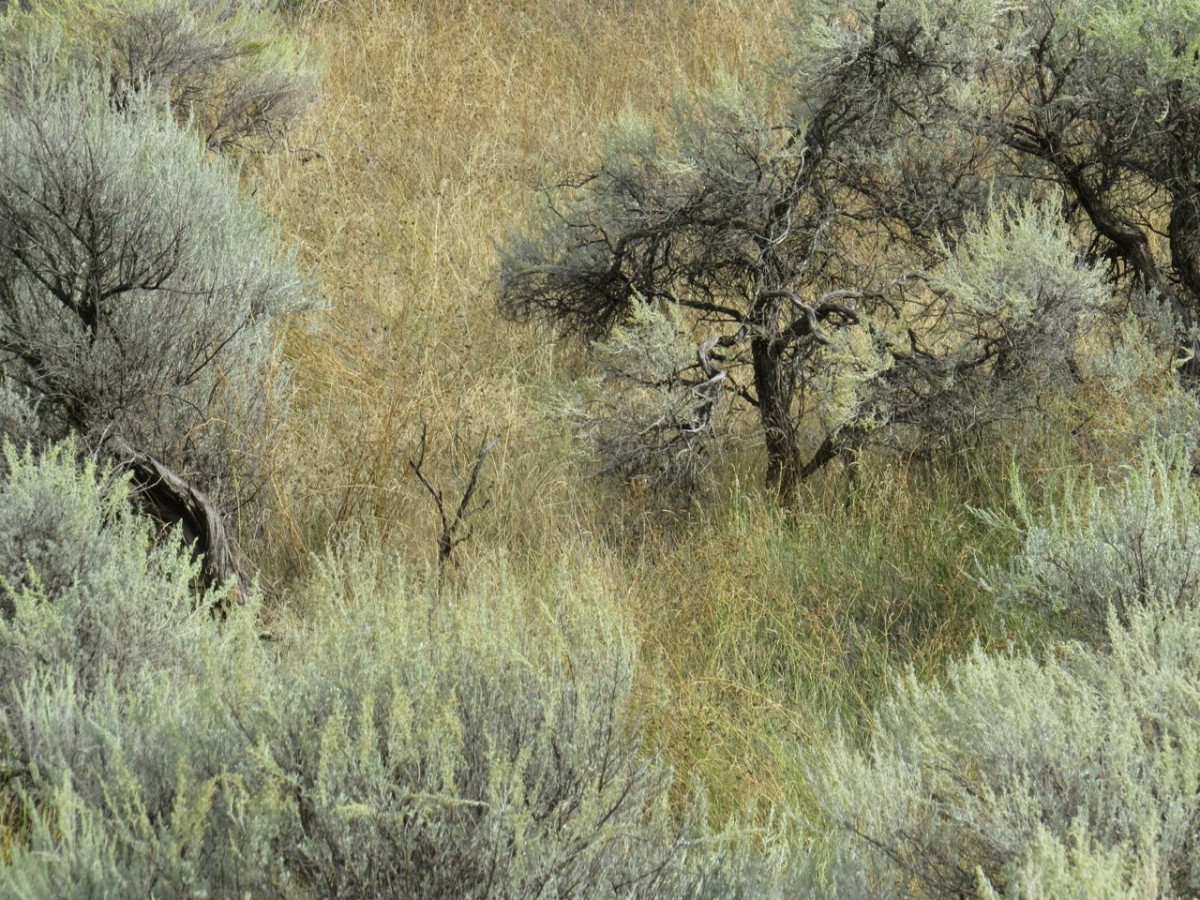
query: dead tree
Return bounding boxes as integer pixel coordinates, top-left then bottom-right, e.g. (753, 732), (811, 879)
(408, 424), (497, 573)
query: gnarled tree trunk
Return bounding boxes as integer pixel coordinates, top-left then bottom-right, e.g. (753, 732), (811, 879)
(110, 436), (248, 603)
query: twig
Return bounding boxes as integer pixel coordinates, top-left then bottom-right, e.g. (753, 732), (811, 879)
(408, 424), (497, 572)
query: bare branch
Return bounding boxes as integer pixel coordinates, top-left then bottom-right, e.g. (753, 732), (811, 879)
(408, 424), (496, 571)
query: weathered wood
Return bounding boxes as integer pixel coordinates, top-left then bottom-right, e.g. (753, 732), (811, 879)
(109, 437), (248, 602)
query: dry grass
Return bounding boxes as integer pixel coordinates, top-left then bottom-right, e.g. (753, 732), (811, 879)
(244, 0), (1058, 824)
(249, 0), (791, 582)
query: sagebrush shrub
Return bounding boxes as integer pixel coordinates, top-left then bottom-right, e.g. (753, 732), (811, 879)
(874, 197), (1112, 451)
(0, 441), (223, 700)
(808, 444), (1200, 896)
(978, 442), (1200, 639)
(0, 0), (316, 152)
(0, 464), (759, 897)
(252, 544), (695, 897)
(0, 81), (309, 512)
(811, 599), (1200, 896)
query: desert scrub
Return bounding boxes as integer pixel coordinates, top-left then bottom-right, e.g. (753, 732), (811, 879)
(0, 449), (762, 896)
(978, 441), (1200, 642)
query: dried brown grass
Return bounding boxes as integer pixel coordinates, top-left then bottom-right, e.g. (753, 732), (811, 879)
(250, 0), (790, 581)
(247, 0), (1029, 826)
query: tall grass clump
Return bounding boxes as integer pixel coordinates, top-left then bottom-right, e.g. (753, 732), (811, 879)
(806, 443), (1200, 896)
(0, 444), (772, 895)
(627, 454), (1019, 825)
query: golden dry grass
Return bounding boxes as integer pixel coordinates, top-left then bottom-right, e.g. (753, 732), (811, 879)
(250, 0), (791, 580)
(246, 0), (1041, 824)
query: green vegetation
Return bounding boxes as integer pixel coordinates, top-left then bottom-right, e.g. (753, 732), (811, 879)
(0, 447), (711, 895)
(0, 82), (309, 516)
(3, 0), (1200, 895)
(815, 446), (1200, 895)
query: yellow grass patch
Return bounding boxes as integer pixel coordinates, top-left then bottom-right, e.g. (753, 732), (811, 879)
(250, 0), (790, 578)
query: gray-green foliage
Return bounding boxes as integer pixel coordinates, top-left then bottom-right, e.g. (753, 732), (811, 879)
(865, 198), (1113, 452)
(0, 0), (316, 152)
(0, 448), (752, 897)
(811, 599), (1200, 897)
(979, 443), (1200, 640)
(0, 441), (222, 700)
(0, 81), (308, 508)
(808, 445), (1200, 897)
(935, 197), (1108, 390)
